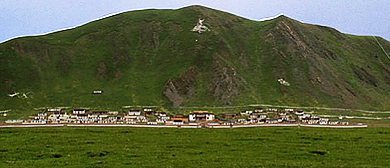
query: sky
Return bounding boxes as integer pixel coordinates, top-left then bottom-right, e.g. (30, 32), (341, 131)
(1, 0), (389, 43)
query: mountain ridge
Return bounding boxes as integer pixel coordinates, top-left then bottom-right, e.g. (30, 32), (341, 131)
(1, 5), (390, 113)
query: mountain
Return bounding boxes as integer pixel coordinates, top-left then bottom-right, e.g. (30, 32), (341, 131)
(1, 5), (390, 112)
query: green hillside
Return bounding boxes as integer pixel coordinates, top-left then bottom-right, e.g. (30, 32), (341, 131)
(1, 5), (390, 113)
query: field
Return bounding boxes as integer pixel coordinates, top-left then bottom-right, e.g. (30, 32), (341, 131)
(1, 126), (390, 167)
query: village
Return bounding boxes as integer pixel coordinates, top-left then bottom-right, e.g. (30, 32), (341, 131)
(3, 107), (351, 127)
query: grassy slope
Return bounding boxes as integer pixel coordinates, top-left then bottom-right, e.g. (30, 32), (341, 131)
(1, 127), (390, 167)
(1, 5), (390, 117)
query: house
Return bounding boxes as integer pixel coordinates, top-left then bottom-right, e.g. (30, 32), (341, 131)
(92, 90), (103, 94)
(126, 120), (137, 124)
(254, 109), (263, 113)
(240, 111), (253, 116)
(207, 122), (219, 126)
(47, 108), (62, 112)
(266, 108), (278, 112)
(147, 120), (158, 125)
(189, 111), (214, 122)
(172, 120), (184, 125)
(250, 114), (267, 119)
(24, 119), (46, 124)
(143, 109), (154, 116)
(128, 110), (141, 116)
(73, 109), (86, 114)
(137, 116), (146, 120)
(223, 121), (235, 125)
(124, 115), (137, 119)
(5, 120), (24, 124)
(189, 122), (200, 126)
(156, 119), (165, 123)
(223, 113), (237, 119)
(257, 119), (266, 124)
(47, 112), (68, 123)
(108, 111), (119, 115)
(295, 110), (304, 115)
(266, 119), (278, 124)
(248, 119), (257, 123)
(158, 112), (170, 120)
(160, 116), (170, 120)
(37, 113), (47, 118)
(298, 114), (311, 120)
(259, 115), (267, 119)
(171, 115), (189, 123)
(99, 113), (108, 118)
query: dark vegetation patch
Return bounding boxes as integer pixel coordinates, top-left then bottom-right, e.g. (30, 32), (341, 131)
(36, 153), (63, 159)
(128, 154), (140, 158)
(99, 151), (109, 157)
(119, 130), (133, 133)
(378, 131), (390, 134)
(310, 151), (326, 155)
(166, 145), (184, 149)
(88, 130), (105, 133)
(52, 154), (63, 158)
(301, 137), (324, 141)
(0, 130), (15, 134)
(234, 137), (268, 141)
(87, 151), (110, 157)
(352, 136), (363, 141)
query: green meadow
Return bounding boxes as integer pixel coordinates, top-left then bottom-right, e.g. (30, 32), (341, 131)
(1, 126), (389, 167)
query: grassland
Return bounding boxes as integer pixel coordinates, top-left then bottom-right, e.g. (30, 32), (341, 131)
(1, 126), (390, 167)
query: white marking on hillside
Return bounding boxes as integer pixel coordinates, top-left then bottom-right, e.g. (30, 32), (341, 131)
(192, 18), (210, 33)
(0, 110), (10, 113)
(278, 78), (290, 86)
(7, 92), (32, 99)
(8, 92), (19, 97)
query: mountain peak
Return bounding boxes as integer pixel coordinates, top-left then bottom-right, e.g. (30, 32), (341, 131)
(1, 6), (390, 111)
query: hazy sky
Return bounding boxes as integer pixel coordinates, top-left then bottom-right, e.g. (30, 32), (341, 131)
(1, 0), (389, 43)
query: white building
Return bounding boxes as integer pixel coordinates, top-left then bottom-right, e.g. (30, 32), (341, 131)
(189, 111), (215, 122)
(73, 109), (86, 114)
(128, 110), (141, 116)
